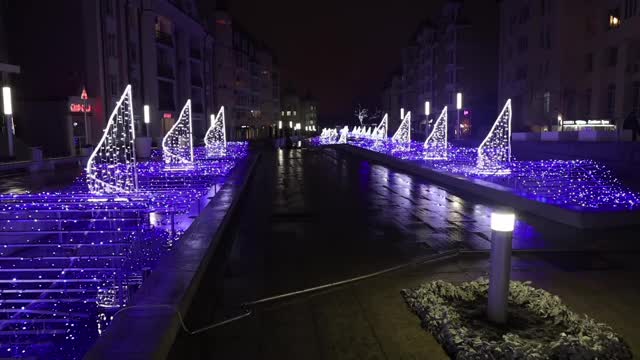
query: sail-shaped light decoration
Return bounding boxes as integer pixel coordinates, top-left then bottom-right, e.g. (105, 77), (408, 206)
(477, 99), (512, 174)
(330, 129), (339, 143)
(204, 106), (226, 157)
(86, 85), (138, 194)
(363, 127), (371, 138)
(162, 99), (194, 164)
(423, 106), (448, 160)
(375, 114), (388, 140)
(338, 126), (348, 144)
(392, 111), (411, 143)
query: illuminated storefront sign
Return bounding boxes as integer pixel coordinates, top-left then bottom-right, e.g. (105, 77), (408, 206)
(70, 103), (92, 113)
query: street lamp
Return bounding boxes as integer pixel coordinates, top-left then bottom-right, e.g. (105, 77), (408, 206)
(456, 92), (462, 140)
(144, 105), (151, 136)
(2, 86), (14, 157)
(488, 210), (515, 324)
(400, 107), (405, 120)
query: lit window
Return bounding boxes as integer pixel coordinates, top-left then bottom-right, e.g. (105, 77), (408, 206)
(609, 9), (622, 28)
(281, 111), (284, 116)
(293, 111), (297, 115)
(286, 111), (291, 116)
(543, 91), (551, 113)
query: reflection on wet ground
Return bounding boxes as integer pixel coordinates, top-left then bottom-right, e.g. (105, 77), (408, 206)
(170, 146), (640, 359)
(0, 167), (82, 194)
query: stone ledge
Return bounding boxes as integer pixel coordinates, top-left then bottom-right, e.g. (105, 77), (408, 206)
(333, 144), (640, 229)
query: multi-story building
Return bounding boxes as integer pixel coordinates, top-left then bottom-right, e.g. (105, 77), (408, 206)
(4, 0), (214, 157)
(214, 11), (280, 140)
(300, 94), (318, 132)
(498, 0), (640, 131)
(381, 0), (499, 138)
(280, 90), (301, 133)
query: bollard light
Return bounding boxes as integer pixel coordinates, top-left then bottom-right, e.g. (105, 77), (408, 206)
(2, 87), (12, 115)
(490, 212), (515, 232)
(425, 101), (430, 116)
(488, 210), (515, 324)
(144, 105), (150, 124)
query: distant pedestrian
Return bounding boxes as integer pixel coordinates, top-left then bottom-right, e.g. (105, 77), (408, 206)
(623, 110), (639, 141)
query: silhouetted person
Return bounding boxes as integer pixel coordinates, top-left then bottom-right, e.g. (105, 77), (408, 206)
(623, 110), (639, 141)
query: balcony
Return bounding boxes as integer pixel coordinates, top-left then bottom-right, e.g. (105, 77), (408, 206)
(190, 48), (201, 59)
(191, 76), (203, 88)
(192, 102), (204, 113)
(157, 65), (174, 79)
(155, 31), (173, 47)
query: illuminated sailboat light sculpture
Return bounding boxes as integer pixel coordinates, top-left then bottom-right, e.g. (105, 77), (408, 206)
(476, 99), (512, 175)
(86, 85), (138, 194)
(338, 126), (348, 144)
(375, 114), (388, 140)
(204, 106), (226, 157)
(391, 111), (411, 151)
(162, 99), (194, 165)
(423, 106), (447, 160)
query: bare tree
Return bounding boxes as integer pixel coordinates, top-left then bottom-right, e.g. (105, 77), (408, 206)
(354, 104), (369, 126)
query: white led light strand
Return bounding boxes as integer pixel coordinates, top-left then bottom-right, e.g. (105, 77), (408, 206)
(86, 85), (138, 194)
(162, 100), (194, 164)
(477, 99), (512, 172)
(424, 106), (447, 160)
(392, 111), (411, 143)
(375, 114), (388, 140)
(204, 106), (226, 157)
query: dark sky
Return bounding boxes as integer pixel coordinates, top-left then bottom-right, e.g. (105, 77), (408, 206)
(223, 0), (445, 124)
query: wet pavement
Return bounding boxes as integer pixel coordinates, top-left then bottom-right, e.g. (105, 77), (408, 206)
(169, 146), (640, 359)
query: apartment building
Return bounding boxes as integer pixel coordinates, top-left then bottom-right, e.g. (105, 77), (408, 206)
(3, 0), (214, 157)
(498, 0), (640, 131)
(214, 11), (281, 140)
(382, 0), (499, 138)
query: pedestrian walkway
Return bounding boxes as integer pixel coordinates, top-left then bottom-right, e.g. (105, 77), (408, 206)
(169, 146), (640, 359)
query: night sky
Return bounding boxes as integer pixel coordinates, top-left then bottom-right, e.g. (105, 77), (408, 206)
(219, 0), (445, 125)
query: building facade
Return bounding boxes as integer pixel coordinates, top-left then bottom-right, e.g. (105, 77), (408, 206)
(498, 0), (640, 131)
(214, 11), (281, 140)
(4, 0), (214, 157)
(382, 0), (499, 139)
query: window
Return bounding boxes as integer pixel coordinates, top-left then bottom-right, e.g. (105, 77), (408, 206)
(607, 84), (616, 117)
(106, 34), (117, 58)
(104, 0), (114, 16)
(585, 89), (592, 116)
(609, 8), (621, 28)
(108, 75), (118, 96)
(286, 111), (291, 116)
(585, 53), (593, 72)
(293, 111), (297, 116)
(543, 91), (550, 113)
(607, 46), (618, 67)
(632, 81), (640, 113)
(519, 6), (530, 23)
(281, 111), (284, 116)
(624, 0), (638, 18)
(517, 36), (528, 53)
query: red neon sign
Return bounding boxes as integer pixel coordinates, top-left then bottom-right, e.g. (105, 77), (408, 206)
(163, 113), (173, 119)
(70, 103), (92, 113)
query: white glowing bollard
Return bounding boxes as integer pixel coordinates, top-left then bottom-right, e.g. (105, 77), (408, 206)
(2, 86), (14, 157)
(487, 211), (515, 324)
